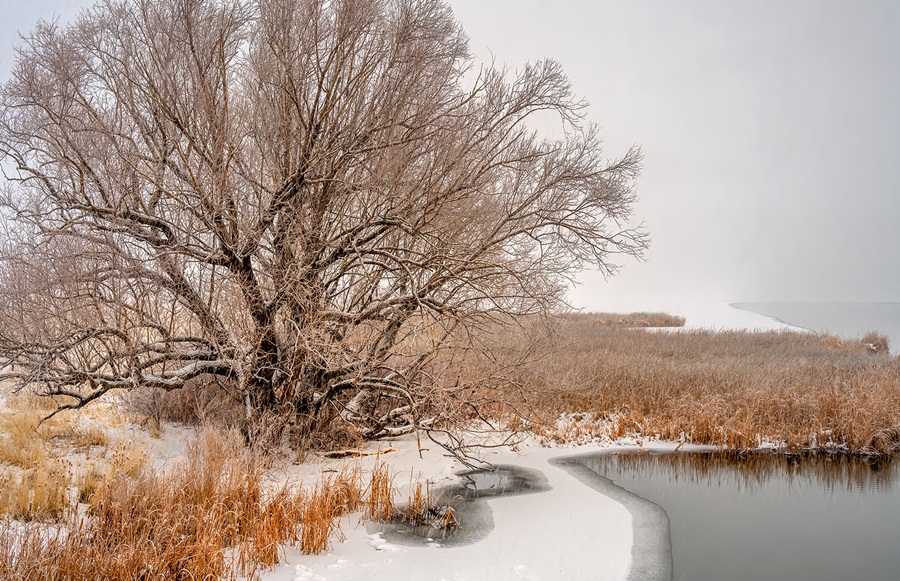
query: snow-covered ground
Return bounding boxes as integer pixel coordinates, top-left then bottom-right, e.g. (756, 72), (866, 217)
(673, 301), (797, 332)
(260, 436), (638, 581)
(1, 302), (797, 580)
(255, 301), (801, 581)
(585, 298), (800, 333)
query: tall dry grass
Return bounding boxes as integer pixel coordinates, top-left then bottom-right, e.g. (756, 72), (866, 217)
(0, 393), (116, 522)
(0, 388), (442, 579)
(0, 427), (374, 580)
(298, 465), (364, 555)
(512, 316), (900, 453)
(562, 311), (686, 328)
(365, 462), (396, 523)
(0, 460), (71, 522)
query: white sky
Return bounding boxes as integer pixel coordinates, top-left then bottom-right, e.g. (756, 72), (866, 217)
(3, 0), (899, 310)
(449, 0), (900, 309)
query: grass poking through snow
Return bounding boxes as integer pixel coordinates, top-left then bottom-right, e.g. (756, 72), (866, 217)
(513, 316), (900, 453)
(0, 421), (423, 580)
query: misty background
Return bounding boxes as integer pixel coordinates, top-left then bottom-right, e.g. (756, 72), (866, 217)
(2, 0), (899, 313)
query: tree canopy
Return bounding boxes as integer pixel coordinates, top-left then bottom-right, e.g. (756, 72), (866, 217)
(0, 0), (645, 443)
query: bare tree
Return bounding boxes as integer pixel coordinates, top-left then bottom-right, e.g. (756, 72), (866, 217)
(0, 0), (645, 443)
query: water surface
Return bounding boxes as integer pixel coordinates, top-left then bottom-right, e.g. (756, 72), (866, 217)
(573, 451), (900, 581)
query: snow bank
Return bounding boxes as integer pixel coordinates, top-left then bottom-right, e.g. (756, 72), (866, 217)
(259, 438), (635, 581)
(578, 297), (802, 333)
(256, 300), (803, 581)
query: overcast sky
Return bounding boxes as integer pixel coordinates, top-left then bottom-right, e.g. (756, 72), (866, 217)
(450, 0), (900, 309)
(2, 0), (899, 310)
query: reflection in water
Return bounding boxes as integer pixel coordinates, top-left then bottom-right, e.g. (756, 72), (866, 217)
(603, 450), (897, 493)
(576, 451), (900, 581)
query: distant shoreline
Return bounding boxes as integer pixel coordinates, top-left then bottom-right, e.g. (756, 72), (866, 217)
(730, 301), (900, 354)
(730, 303), (818, 334)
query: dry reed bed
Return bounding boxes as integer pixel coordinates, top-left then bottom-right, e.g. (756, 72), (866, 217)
(516, 320), (900, 453)
(0, 427), (405, 581)
(559, 311), (686, 328)
(0, 398), (114, 522)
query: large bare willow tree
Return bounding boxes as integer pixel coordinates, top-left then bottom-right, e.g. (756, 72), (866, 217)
(0, 0), (645, 442)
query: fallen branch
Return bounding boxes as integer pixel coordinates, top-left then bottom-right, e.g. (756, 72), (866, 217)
(322, 447), (396, 459)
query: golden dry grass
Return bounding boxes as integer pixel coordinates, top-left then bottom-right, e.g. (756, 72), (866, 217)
(0, 459), (71, 522)
(298, 465), (363, 555)
(563, 311), (686, 328)
(0, 424), (408, 580)
(0, 387), (445, 579)
(402, 476), (440, 526)
(405, 480), (430, 524)
(365, 462), (395, 523)
(512, 316), (900, 453)
(0, 394), (118, 522)
(0, 391), (112, 460)
(0, 413), (48, 469)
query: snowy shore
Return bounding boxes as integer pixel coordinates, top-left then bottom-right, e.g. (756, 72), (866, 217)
(258, 302), (800, 581)
(1, 302), (812, 580)
(260, 436), (640, 581)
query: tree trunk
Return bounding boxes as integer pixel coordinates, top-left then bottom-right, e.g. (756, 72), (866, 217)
(247, 330), (282, 414)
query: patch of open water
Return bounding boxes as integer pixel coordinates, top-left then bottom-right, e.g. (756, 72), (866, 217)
(569, 450), (900, 581)
(368, 464), (549, 547)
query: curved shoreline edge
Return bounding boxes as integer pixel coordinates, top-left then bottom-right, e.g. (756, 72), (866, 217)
(370, 463), (551, 547)
(729, 302), (818, 333)
(550, 454), (673, 581)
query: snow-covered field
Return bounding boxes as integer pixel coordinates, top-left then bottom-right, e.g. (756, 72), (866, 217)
(258, 436), (638, 581)
(587, 298), (799, 333)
